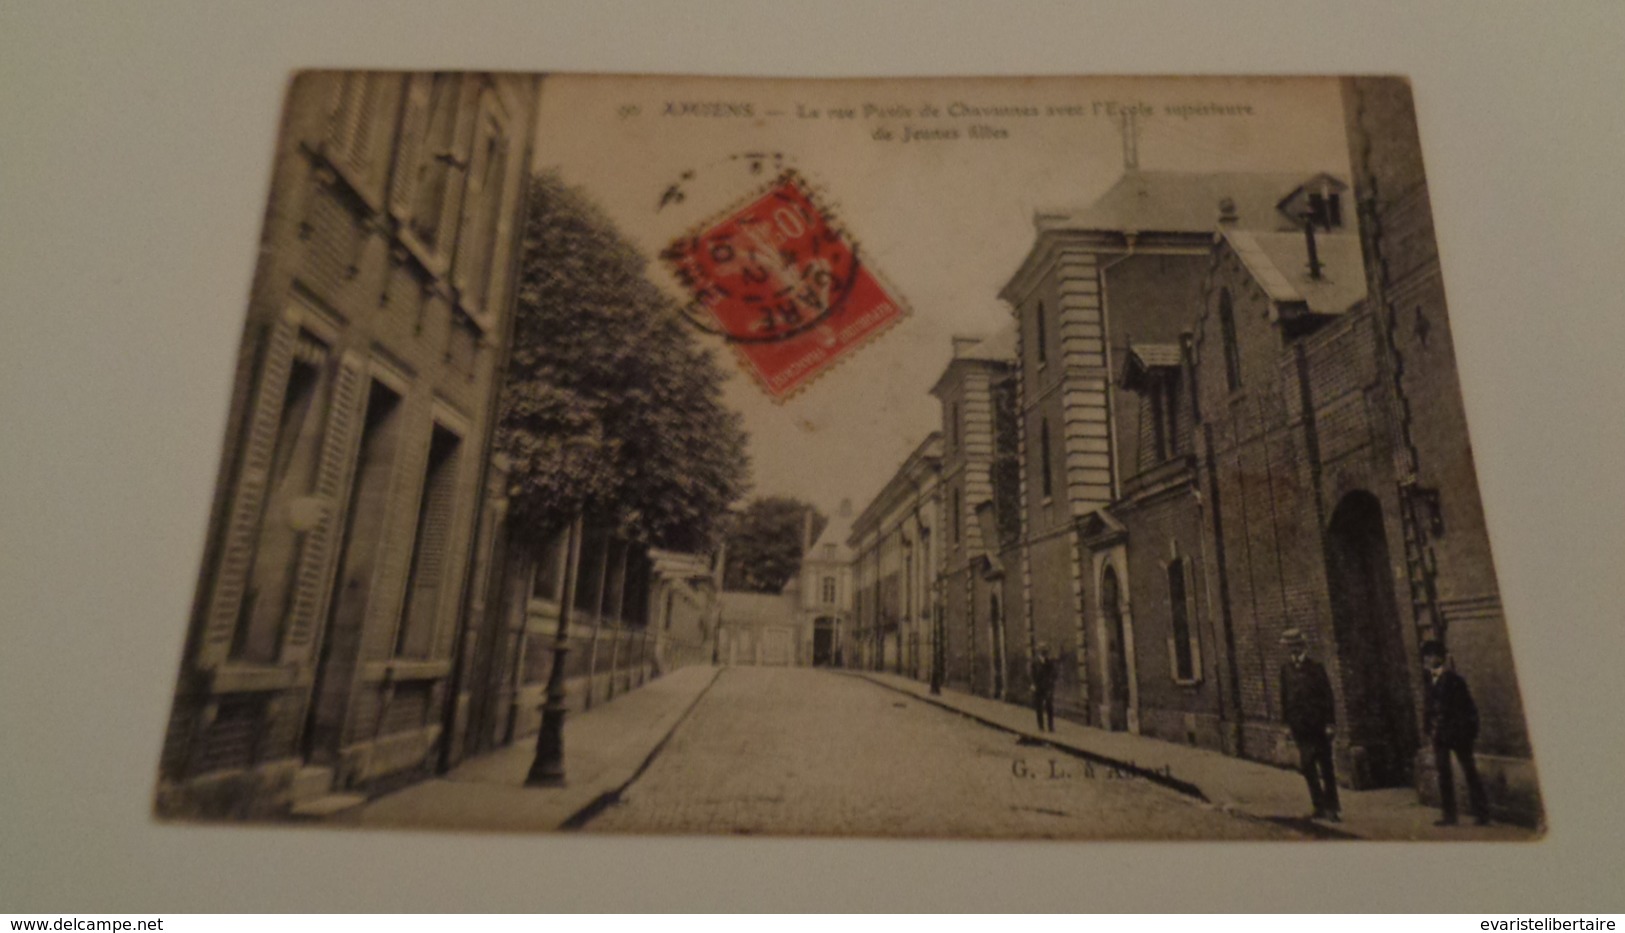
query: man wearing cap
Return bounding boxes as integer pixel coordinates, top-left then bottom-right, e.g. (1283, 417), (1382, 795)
(1421, 639), (1490, 826)
(1031, 643), (1057, 733)
(1279, 628), (1341, 821)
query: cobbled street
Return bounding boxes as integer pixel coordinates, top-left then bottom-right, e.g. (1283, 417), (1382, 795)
(582, 666), (1296, 839)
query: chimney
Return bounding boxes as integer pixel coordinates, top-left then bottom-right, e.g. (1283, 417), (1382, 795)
(1218, 197), (1239, 226)
(951, 335), (981, 358)
(839, 497), (853, 518)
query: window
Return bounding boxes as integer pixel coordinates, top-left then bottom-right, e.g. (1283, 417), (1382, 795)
(231, 332), (330, 662)
(1039, 419), (1054, 500)
(949, 401), (959, 451)
(822, 576), (837, 604)
(951, 487), (962, 543)
(1166, 556), (1200, 683)
(410, 74), (464, 253)
(396, 425), (463, 658)
(1306, 190), (1343, 229)
(1152, 371), (1182, 462)
(1219, 288), (1242, 391)
(1034, 301), (1048, 365)
(456, 95), (511, 314)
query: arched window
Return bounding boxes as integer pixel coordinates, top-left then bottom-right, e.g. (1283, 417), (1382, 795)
(1219, 288), (1242, 391)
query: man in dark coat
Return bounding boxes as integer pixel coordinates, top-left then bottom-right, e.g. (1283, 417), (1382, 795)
(1421, 639), (1490, 826)
(1278, 628), (1340, 821)
(1031, 644), (1057, 732)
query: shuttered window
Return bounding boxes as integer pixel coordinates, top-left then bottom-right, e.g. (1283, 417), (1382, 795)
(230, 331), (330, 663)
(395, 425), (463, 659)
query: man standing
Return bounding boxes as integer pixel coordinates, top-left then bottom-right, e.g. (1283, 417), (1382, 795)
(1031, 643), (1057, 733)
(1421, 639), (1490, 826)
(1278, 628), (1340, 822)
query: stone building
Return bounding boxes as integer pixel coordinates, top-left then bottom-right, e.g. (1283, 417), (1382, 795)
(929, 328), (1021, 697)
(1340, 77), (1538, 820)
(158, 72), (541, 817)
(794, 500), (856, 667)
(998, 169), (1337, 730)
(847, 434), (943, 677)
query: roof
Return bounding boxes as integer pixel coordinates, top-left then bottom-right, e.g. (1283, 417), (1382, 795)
(1039, 170), (1333, 236)
(1224, 229), (1367, 318)
(930, 322), (1018, 398)
(1128, 343), (1182, 368)
(1118, 342), (1182, 391)
(958, 322), (1018, 362)
(716, 590), (798, 627)
(806, 509), (855, 563)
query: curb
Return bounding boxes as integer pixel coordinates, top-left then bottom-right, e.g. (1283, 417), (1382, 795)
(556, 665), (724, 830)
(844, 671), (1367, 840)
(842, 671), (1211, 802)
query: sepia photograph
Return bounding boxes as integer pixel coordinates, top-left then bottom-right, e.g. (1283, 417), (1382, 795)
(153, 71), (1542, 842)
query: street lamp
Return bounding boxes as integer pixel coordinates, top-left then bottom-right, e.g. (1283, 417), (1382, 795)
(526, 514), (583, 786)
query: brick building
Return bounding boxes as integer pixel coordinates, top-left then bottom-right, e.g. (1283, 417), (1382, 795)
(998, 170), (1337, 730)
(1089, 336), (1221, 746)
(847, 434), (942, 676)
(1340, 77), (1538, 819)
(929, 328), (1021, 697)
(158, 72), (541, 817)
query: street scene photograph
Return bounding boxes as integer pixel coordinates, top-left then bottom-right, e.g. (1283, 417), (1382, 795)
(152, 72), (1543, 841)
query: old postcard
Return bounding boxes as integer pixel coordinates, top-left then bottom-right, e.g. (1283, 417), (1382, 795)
(155, 72), (1541, 840)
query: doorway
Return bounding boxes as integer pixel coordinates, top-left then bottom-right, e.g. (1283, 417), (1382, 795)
(812, 618), (836, 666)
(1324, 491), (1418, 787)
(1100, 566), (1131, 731)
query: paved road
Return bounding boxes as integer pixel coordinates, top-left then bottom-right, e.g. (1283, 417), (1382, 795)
(582, 666), (1296, 839)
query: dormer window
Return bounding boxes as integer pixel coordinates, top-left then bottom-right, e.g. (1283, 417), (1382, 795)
(1277, 175), (1347, 231)
(1306, 190), (1342, 230)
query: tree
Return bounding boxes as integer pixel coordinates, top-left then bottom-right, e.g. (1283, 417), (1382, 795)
(497, 171), (750, 553)
(722, 496), (828, 593)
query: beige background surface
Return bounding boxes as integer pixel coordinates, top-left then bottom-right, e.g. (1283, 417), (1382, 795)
(2, 0), (1623, 913)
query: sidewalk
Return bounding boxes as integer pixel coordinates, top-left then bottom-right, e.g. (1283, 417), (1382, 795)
(850, 671), (1537, 841)
(353, 664), (721, 833)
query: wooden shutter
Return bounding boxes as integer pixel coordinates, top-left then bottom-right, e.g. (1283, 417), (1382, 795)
(398, 430), (462, 658)
(389, 75), (433, 221)
(280, 351), (368, 661)
(452, 99), (496, 297)
(199, 317), (300, 666)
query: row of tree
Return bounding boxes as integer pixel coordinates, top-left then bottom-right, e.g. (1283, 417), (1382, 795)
(497, 171), (828, 593)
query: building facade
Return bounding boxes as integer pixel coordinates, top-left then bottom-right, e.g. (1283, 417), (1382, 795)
(998, 170), (1330, 731)
(847, 435), (942, 677)
(1340, 77), (1538, 819)
(930, 329), (1021, 697)
(794, 500), (856, 667)
(158, 72), (541, 816)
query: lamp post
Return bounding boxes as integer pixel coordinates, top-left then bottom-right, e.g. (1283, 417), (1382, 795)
(526, 514), (583, 786)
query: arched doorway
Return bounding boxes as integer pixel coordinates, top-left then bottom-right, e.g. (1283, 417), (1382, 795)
(1325, 491), (1418, 787)
(812, 616), (836, 666)
(1100, 566), (1131, 732)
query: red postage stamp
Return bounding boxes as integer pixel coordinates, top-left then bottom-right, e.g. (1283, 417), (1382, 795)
(661, 171), (906, 401)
